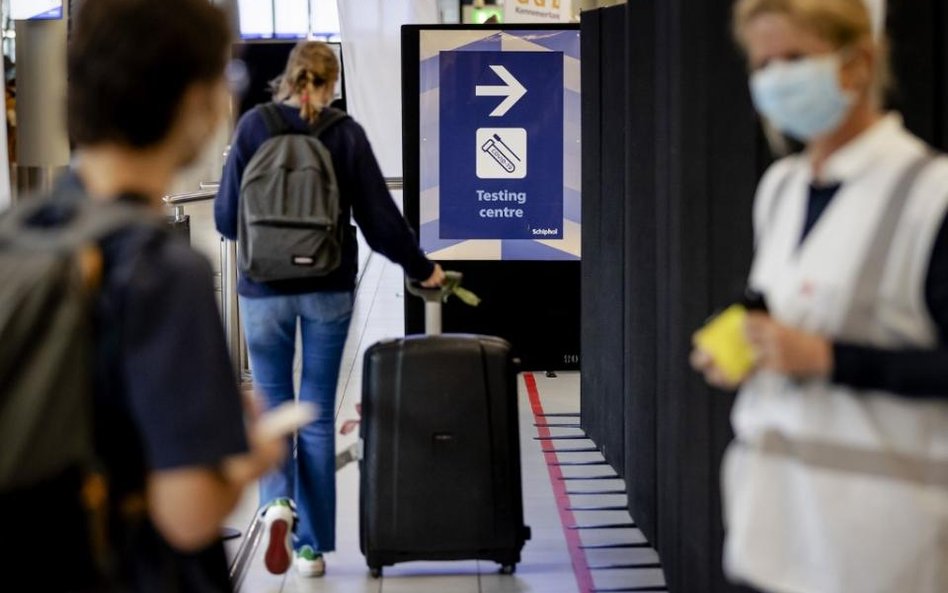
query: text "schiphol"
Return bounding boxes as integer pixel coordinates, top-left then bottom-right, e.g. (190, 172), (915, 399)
(477, 189), (527, 219)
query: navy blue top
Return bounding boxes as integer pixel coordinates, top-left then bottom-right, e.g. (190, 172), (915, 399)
(799, 182), (841, 244)
(58, 173), (247, 591)
(215, 104), (434, 298)
(798, 182), (948, 397)
(97, 220), (243, 592)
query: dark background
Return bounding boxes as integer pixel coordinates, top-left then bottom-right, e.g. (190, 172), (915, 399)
(231, 41), (345, 118)
(580, 1), (948, 592)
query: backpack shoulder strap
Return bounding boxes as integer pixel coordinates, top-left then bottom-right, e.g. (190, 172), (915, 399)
(310, 108), (349, 138)
(259, 103), (291, 137)
(0, 189), (159, 252)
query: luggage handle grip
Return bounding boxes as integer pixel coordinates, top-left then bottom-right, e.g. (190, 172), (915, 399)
(406, 270), (463, 302)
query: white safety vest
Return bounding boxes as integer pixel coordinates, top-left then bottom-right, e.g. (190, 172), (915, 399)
(723, 115), (948, 593)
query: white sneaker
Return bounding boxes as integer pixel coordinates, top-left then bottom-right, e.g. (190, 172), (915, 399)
(262, 499), (295, 575)
(295, 545), (326, 578)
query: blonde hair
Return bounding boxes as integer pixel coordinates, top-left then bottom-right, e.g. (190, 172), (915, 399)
(274, 41), (340, 124)
(733, 0), (872, 48)
(733, 0), (890, 99)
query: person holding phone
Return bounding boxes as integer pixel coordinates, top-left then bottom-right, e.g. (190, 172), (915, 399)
(6, 1), (292, 591)
(691, 1), (948, 592)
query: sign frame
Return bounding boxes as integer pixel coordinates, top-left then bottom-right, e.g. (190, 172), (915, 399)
(402, 24), (581, 372)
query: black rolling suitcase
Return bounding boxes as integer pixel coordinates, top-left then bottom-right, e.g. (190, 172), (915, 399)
(359, 277), (530, 577)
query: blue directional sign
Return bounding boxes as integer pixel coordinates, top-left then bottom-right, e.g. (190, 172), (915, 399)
(439, 51), (564, 240)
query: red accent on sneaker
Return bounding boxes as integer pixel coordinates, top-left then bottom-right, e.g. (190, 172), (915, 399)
(264, 519), (292, 575)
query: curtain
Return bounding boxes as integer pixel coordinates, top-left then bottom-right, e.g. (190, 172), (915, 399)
(336, 0), (439, 178)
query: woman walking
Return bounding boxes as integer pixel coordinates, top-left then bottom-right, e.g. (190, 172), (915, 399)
(216, 41), (443, 578)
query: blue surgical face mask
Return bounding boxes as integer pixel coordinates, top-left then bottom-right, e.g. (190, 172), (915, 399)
(750, 53), (855, 142)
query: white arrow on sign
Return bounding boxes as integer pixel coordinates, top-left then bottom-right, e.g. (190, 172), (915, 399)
(475, 65), (527, 117)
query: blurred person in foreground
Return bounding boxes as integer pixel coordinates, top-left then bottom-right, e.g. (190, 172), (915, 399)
(8, 0), (286, 590)
(692, 1), (948, 592)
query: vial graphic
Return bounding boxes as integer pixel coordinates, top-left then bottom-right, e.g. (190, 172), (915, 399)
(476, 128), (527, 179)
(481, 133), (521, 174)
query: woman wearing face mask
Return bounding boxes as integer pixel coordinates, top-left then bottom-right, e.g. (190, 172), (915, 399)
(691, 1), (948, 592)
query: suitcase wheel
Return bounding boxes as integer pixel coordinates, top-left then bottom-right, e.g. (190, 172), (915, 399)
(499, 564), (516, 575)
(369, 567), (383, 579)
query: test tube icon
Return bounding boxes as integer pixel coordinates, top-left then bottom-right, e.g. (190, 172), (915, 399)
(481, 133), (522, 174)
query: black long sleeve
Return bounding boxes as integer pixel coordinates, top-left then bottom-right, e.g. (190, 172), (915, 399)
(831, 211), (948, 398)
(347, 126), (434, 282)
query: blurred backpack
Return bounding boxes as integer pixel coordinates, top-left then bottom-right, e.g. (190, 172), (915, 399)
(238, 104), (348, 282)
(0, 193), (147, 578)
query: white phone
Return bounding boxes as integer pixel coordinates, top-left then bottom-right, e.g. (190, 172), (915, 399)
(256, 402), (317, 439)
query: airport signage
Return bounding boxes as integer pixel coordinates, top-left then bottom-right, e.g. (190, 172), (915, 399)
(504, 0), (571, 23)
(438, 50), (564, 240)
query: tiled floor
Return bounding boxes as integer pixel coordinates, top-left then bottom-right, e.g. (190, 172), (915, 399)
(222, 251), (667, 593)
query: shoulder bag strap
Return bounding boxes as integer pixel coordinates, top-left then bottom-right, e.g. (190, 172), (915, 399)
(310, 107), (348, 138)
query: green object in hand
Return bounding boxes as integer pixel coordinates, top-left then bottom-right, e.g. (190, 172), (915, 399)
(451, 286), (481, 307)
(440, 271), (481, 307)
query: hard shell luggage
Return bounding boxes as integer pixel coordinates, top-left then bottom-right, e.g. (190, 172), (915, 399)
(359, 278), (530, 577)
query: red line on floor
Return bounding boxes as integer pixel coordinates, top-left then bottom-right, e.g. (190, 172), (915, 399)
(523, 372), (595, 593)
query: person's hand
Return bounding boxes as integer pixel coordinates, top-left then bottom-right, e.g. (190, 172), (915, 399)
(690, 346), (743, 391)
(221, 430), (285, 486)
(421, 263), (446, 288)
(241, 389), (262, 421)
(246, 423), (287, 479)
(339, 403), (362, 436)
(744, 312), (833, 379)
(223, 393), (288, 485)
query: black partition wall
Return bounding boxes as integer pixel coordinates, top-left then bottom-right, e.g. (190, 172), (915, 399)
(580, 1), (948, 592)
(580, 4), (628, 479)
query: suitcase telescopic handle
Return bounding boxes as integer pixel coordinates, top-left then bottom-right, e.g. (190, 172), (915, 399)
(406, 271), (463, 335)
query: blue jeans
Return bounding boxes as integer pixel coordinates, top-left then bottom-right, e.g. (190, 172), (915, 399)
(240, 291), (353, 553)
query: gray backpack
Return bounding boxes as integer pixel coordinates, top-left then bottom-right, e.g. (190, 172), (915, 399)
(238, 104), (348, 282)
(0, 193), (146, 491)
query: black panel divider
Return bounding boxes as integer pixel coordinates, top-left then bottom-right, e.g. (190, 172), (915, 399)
(535, 423), (584, 428)
(599, 4), (630, 477)
(580, 8), (605, 456)
(623, 0), (659, 548)
(888, 0), (948, 150)
(580, 2), (948, 593)
(580, 1), (628, 495)
(566, 506), (628, 511)
(580, 543), (652, 550)
(592, 588), (668, 593)
(568, 523), (637, 530)
(588, 563), (664, 570)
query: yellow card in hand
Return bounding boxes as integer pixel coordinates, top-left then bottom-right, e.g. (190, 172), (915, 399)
(694, 305), (756, 384)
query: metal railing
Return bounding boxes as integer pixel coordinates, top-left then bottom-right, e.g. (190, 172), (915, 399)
(163, 188), (244, 380)
(163, 176), (403, 381)
(165, 188), (217, 223)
